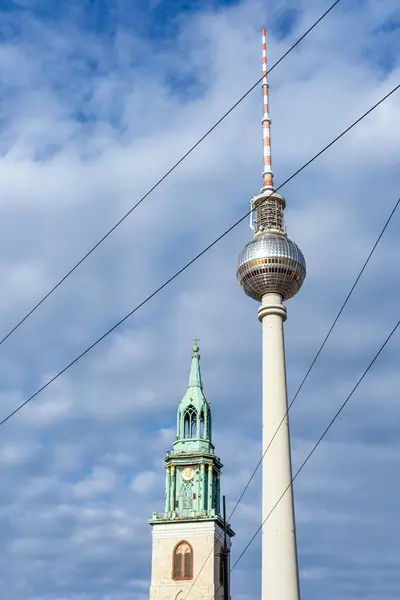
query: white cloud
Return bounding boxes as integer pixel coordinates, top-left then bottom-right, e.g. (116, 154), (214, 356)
(0, 0), (398, 599)
(131, 471), (158, 493)
(0, 440), (40, 466)
(73, 467), (117, 499)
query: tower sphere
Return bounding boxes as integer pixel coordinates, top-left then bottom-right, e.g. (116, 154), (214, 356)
(236, 232), (306, 302)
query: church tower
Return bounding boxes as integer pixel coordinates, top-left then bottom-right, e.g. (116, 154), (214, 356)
(149, 341), (235, 600)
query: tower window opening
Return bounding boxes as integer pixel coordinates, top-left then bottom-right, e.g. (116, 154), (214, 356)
(173, 541), (193, 580)
(200, 410), (205, 438)
(183, 407), (197, 439)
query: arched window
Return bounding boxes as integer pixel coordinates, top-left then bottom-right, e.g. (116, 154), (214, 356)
(173, 541), (193, 580)
(206, 407), (212, 440)
(183, 407), (197, 439)
(191, 416), (196, 438)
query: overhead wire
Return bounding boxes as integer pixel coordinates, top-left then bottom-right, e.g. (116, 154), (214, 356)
(0, 80), (398, 438)
(1, 2), (397, 593)
(0, 0), (342, 349)
(211, 318), (400, 600)
(183, 192), (400, 600)
(226, 194), (400, 521)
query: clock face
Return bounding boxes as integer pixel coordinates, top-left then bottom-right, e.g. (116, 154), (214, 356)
(181, 467), (195, 481)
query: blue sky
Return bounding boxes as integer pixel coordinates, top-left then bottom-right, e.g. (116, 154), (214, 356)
(0, 0), (399, 599)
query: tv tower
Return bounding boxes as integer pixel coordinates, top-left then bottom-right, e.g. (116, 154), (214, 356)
(236, 28), (306, 600)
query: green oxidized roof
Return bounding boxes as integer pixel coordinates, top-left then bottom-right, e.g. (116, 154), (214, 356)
(172, 341), (214, 454)
(182, 343), (203, 405)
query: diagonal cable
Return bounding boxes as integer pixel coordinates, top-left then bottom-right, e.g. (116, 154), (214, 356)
(209, 319), (399, 600)
(183, 191), (400, 599)
(226, 195), (400, 523)
(0, 81), (398, 432)
(0, 0), (342, 348)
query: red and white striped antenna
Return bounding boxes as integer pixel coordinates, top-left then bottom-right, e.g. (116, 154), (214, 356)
(261, 27), (274, 191)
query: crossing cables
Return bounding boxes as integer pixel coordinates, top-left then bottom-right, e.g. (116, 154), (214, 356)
(0, 79), (398, 432)
(208, 318), (399, 600)
(183, 189), (400, 600)
(0, 0), (342, 348)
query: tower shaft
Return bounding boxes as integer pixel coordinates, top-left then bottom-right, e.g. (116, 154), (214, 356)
(237, 27), (305, 600)
(258, 293), (300, 600)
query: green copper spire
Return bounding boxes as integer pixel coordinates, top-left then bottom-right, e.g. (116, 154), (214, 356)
(149, 339), (232, 526)
(149, 339), (235, 563)
(173, 340), (213, 454)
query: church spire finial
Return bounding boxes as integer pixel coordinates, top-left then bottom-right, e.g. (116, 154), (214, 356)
(193, 336), (200, 352)
(188, 337), (202, 389)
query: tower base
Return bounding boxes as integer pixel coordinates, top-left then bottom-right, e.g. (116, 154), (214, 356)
(149, 517), (234, 600)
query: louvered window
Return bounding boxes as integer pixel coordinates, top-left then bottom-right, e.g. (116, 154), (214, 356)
(173, 541), (193, 580)
(174, 552), (182, 579)
(184, 551), (191, 578)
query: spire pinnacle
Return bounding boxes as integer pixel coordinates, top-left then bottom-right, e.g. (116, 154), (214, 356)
(188, 338), (202, 389)
(261, 27), (274, 192)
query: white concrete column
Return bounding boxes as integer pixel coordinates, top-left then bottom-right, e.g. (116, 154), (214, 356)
(258, 292), (300, 600)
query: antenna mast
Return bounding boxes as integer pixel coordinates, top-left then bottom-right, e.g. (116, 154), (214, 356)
(261, 27), (274, 192)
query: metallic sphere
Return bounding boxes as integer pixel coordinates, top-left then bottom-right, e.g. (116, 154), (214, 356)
(237, 233), (306, 302)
